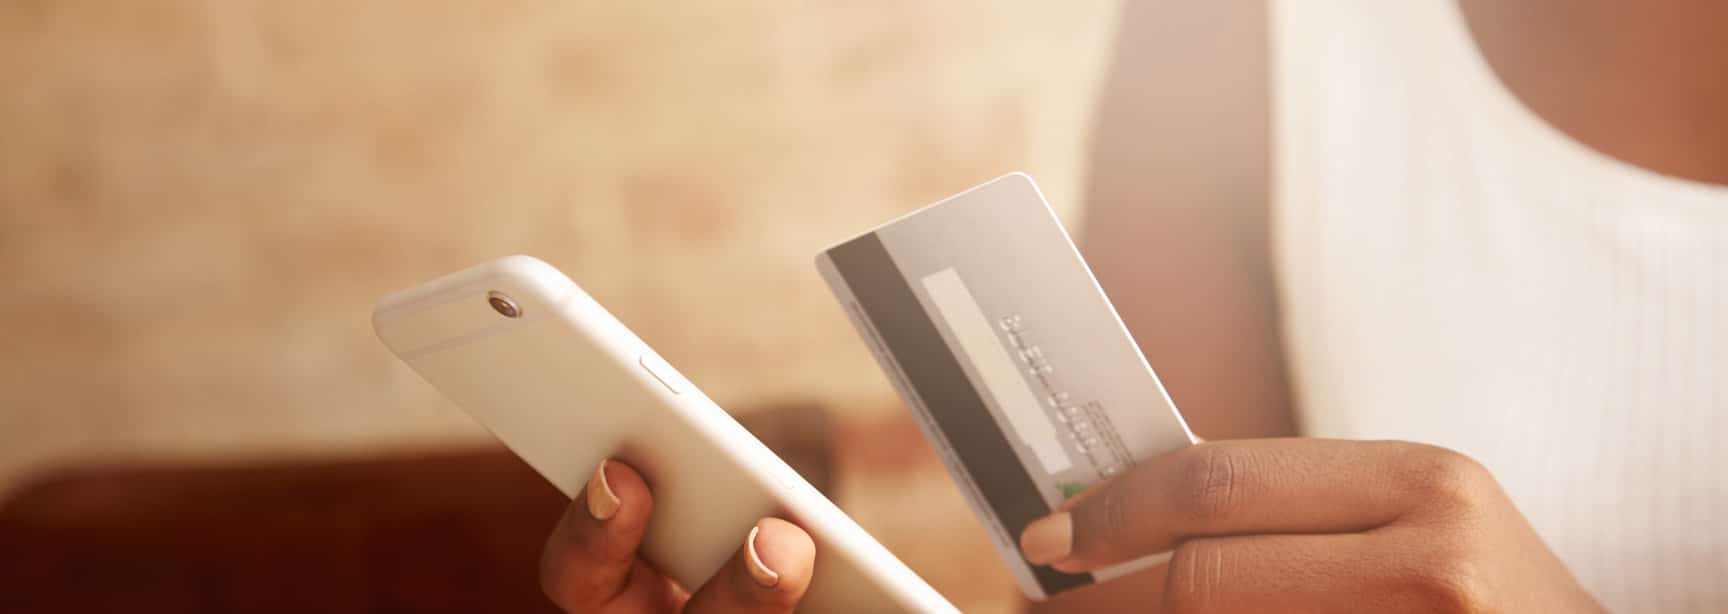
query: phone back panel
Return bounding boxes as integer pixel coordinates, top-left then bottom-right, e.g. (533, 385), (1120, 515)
(372, 256), (954, 613)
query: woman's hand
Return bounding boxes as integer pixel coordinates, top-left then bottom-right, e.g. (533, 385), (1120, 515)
(1019, 439), (1604, 613)
(540, 460), (815, 613)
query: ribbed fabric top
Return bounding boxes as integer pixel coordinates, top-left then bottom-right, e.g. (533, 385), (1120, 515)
(1269, 2), (1728, 611)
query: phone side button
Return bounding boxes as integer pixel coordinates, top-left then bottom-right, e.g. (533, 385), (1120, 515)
(638, 351), (687, 394)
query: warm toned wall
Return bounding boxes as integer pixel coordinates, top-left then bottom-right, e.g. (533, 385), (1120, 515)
(0, 1), (1120, 497)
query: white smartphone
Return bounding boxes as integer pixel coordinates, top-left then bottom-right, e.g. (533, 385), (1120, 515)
(372, 255), (956, 613)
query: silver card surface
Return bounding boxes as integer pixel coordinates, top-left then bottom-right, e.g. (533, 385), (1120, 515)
(815, 172), (1195, 599)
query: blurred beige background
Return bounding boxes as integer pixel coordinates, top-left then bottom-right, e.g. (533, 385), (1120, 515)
(0, 3), (1129, 611)
(0, 0), (1119, 493)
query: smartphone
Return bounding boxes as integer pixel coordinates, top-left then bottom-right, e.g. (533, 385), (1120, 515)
(372, 255), (956, 613)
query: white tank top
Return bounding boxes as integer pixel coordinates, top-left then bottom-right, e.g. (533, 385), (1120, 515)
(1269, 2), (1728, 611)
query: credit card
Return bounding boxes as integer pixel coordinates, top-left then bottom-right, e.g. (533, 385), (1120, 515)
(815, 172), (1195, 600)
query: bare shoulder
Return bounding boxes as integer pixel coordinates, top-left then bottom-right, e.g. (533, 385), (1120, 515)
(1031, 1), (1291, 608)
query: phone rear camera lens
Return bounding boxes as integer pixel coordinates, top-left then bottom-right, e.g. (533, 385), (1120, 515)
(487, 292), (521, 318)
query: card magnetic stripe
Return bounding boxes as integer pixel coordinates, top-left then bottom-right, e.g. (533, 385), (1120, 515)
(827, 233), (1092, 595)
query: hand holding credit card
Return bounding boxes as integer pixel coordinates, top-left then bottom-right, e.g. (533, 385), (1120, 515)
(815, 173), (1196, 600)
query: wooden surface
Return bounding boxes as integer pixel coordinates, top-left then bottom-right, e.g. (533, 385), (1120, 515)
(0, 406), (840, 613)
(2, 449), (573, 613)
(0, 404), (1021, 612)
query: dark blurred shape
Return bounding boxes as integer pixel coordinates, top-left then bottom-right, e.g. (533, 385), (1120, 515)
(0, 404), (833, 613)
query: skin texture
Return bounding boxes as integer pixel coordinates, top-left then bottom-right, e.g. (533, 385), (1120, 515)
(1021, 439), (1603, 612)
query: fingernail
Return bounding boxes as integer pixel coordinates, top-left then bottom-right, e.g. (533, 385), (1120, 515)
(585, 460), (621, 521)
(744, 525), (781, 587)
(1020, 512), (1073, 565)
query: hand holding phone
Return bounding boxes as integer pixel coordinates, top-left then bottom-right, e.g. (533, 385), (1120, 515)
(372, 256), (955, 613)
(540, 458), (817, 612)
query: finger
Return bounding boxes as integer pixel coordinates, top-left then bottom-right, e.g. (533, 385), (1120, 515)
(1024, 557), (1173, 614)
(1045, 433), (1203, 513)
(1022, 438), (1483, 571)
(684, 518), (816, 614)
(1157, 532), (1428, 614)
(541, 459), (680, 612)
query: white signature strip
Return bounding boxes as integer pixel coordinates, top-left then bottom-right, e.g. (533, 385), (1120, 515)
(920, 267), (1072, 474)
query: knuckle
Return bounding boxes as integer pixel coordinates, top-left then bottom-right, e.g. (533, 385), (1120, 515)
(1074, 468), (1161, 558)
(536, 520), (627, 611)
(1163, 539), (1228, 614)
(1391, 547), (1490, 614)
(539, 561), (607, 612)
(1173, 445), (1245, 524)
(1098, 485), (1134, 539)
(1392, 444), (1492, 509)
(538, 565), (586, 612)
